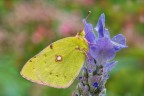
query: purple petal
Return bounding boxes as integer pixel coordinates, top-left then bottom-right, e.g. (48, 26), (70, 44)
(112, 34), (127, 52)
(104, 28), (110, 38)
(79, 76), (83, 81)
(95, 13), (105, 38)
(83, 19), (96, 43)
(86, 53), (97, 74)
(88, 75), (101, 87)
(87, 61), (96, 74)
(89, 37), (115, 62)
(104, 61), (118, 72)
(93, 82), (98, 88)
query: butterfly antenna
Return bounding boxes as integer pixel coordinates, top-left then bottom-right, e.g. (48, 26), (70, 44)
(85, 11), (91, 21)
(78, 11), (91, 37)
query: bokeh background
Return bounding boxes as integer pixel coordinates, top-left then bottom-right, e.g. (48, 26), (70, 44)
(0, 0), (144, 96)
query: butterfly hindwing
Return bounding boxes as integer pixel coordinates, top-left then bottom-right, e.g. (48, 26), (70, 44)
(21, 37), (88, 88)
(20, 55), (42, 84)
(35, 37), (88, 88)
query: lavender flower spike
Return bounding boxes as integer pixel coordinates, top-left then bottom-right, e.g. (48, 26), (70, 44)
(73, 13), (127, 96)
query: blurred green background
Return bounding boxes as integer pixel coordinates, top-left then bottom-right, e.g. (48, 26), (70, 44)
(0, 0), (144, 96)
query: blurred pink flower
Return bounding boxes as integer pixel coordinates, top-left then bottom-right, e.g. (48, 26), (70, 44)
(59, 21), (78, 36)
(85, 0), (94, 5)
(0, 30), (6, 53)
(58, 12), (82, 36)
(139, 10), (144, 23)
(123, 16), (144, 48)
(0, 30), (6, 44)
(32, 26), (53, 44)
(59, 22), (72, 36)
(32, 26), (44, 44)
(12, 32), (27, 54)
(74, 0), (94, 6)
(4, 1), (61, 27)
(4, 1), (82, 37)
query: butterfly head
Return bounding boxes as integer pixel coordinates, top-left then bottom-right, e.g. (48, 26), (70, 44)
(76, 30), (85, 38)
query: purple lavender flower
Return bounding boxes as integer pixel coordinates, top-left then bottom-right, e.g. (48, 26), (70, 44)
(73, 13), (127, 96)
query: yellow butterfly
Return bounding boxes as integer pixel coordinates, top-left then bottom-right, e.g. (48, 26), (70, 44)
(20, 31), (88, 88)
